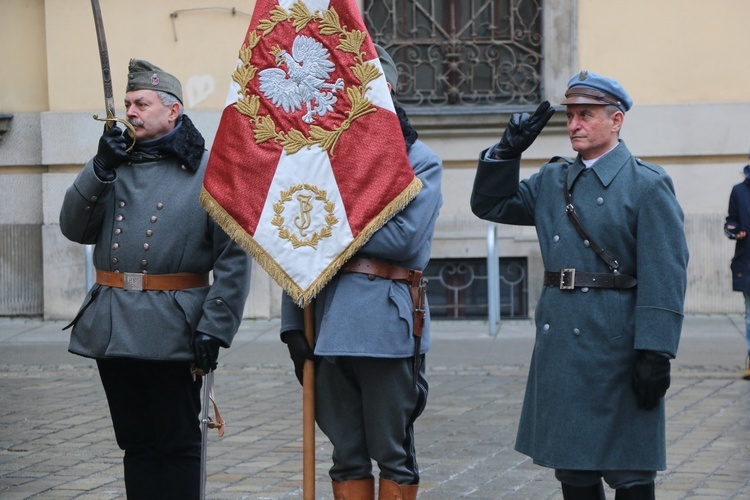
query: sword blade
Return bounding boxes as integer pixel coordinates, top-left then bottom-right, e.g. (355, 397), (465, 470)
(90, 0), (115, 125)
(200, 371), (212, 499)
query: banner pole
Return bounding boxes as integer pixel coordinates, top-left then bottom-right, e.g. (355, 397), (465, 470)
(303, 303), (316, 499)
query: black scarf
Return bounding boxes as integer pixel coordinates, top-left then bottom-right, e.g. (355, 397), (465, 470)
(128, 114), (206, 171)
(395, 104), (418, 151)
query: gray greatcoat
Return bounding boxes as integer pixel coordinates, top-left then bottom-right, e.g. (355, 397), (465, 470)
(60, 116), (251, 361)
(280, 139), (443, 357)
(471, 141), (688, 470)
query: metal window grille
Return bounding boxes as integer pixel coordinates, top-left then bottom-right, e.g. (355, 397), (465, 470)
(363, 0), (544, 107)
(425, 257), (528, 319)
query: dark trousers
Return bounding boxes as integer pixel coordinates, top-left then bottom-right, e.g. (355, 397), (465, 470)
(315, 355), (428, 484)
(97, 358), (202, 499)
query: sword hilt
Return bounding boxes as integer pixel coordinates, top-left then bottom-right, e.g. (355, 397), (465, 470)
(92, 114), (137, 152)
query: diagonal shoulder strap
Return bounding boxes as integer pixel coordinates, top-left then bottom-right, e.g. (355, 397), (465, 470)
(564, 168), (620, 271)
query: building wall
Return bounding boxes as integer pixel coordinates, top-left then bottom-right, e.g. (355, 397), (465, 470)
(0, 0), (747, 319)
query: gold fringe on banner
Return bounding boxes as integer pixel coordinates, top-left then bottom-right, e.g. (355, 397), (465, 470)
(200, 176), (423, 308)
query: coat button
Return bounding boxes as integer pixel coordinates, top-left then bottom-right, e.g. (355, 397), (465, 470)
(181, 165), (187, 170)
(581, 287), (589, 293)
(143, 243), (149, 250)
(141, 259), (148, 267)
(84, 206), (91, 212)
(116, 215), (123, 222)
(553, 235), (560, 243)
(583, 240), (590, 247)
(90, 195), (98, 202)
(151, 216), (157, 223)
(112, 257), (118, 264)
(573, 328), (581, 336)
(119, 201), (126, 208)
(114, 228), (122, 235)
(215, 299), (223, 306)
(146, 230), (153, 237)
(597, 197), (604, 205)
(543, 324), (550, 332)
(112, 243), (119, 249)
(157, 203), (164, 210)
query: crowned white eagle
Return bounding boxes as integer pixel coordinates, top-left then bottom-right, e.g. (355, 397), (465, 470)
(259, 35), (345, 124)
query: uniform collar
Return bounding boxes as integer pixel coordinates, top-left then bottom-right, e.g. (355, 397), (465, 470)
(567, 140), (630, 188)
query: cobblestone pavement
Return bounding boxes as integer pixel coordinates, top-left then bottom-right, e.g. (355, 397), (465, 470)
(1, 316), (749, 499)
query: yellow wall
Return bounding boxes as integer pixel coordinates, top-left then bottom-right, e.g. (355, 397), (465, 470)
(44, 0), (257, 112)
(578, 0), (750, 104)
(0, 0), (49, 112)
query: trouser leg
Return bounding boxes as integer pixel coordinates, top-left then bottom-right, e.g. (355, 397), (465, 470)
(97, 358), (202, 499)
(560, 481), (605, 500)
(614, 481), (655, 500)
(316, 356), (428, 485)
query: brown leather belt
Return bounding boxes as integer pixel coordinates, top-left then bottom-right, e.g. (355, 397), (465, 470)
(543, 269), (637, 290)
(96, 269), (209, 291)
(341, 257), (423, 287)
(341, 257), (426, 337)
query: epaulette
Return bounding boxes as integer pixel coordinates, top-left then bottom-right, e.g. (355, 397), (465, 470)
(548, 155), (573, 164)
(635, 157), (663, 173)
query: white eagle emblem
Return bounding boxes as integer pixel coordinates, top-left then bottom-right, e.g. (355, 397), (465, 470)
(259, 35), (345, 124)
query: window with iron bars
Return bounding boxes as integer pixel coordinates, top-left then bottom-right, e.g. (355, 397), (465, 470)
(424, 257), (528, 319)
(363, 0), (544, 108)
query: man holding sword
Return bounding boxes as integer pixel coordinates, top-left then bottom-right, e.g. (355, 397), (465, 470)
(60, 58), (250, 499)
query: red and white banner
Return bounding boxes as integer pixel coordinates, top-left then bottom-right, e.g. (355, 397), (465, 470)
(201, 0), (421, 307)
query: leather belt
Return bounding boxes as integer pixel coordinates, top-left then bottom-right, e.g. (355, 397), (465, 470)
(543, 269), (637, 290)
(96, 269), (209, 291)
(341, 257), (423, 287)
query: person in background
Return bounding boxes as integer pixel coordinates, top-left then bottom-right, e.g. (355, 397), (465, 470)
(470, 71), (689, 499)
(723, 155), (750, 380)
(59, 59), (251, 499)
(279, 46), (443, 500)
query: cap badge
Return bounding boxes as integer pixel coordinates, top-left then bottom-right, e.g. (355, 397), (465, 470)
(150, 73), (160, 86)
(579, 70), (588, 81)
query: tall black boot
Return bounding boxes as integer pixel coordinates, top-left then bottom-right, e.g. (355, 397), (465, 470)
(615, 481), (655, 500)
(561, 481), (606, 500)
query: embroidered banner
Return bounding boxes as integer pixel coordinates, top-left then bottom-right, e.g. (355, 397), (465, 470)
(201, 0), (421, 307)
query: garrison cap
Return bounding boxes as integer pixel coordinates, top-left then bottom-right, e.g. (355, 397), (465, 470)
(374, 44), (398, 91)
(126, 59), (183, 103)
(561, 70), (632, 113)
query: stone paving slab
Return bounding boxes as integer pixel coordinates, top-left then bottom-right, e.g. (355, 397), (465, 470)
(1, 316), (749, 498)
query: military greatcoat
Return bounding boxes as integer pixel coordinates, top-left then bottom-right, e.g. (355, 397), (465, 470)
(471, 141), (688, 470)
(60, 116), (251, 361)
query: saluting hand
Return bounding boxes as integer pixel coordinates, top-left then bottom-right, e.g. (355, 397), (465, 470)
(491, 101), (556, 159)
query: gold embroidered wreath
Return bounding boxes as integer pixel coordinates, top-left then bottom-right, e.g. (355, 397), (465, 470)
(272, 183), (339, 249)
(232, 1), (381, 156)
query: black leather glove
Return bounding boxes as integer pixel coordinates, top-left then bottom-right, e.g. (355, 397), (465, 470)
(193, 333), (222, 374)
(491, 101), (555, 159)
(632, 350), (671, 410)
(281, 330), (316, 385)
(93, 126), (127, 180)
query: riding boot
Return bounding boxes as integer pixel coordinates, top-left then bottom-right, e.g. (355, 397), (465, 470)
(378, 478), (418, 499)
(615, 481), (655, 500)
(561, 481), (606, 500)
(332, 478), (375, 500)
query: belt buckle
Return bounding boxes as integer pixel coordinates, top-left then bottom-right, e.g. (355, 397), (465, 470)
(559, 268), (575, 290)
(123, 273), (144, 291)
